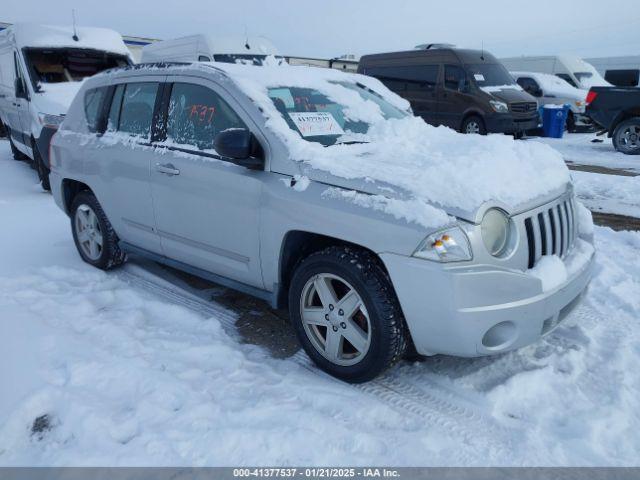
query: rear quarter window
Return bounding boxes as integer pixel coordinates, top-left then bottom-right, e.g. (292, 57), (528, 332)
(84, 87), (108, 133)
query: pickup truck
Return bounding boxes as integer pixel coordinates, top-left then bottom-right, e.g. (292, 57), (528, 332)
(586, 87), (640, 155)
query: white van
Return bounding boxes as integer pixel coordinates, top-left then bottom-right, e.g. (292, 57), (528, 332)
(500, 55), (610, 91)
(0, 23), (131, 190)
(140, 34), (282, 65)
(510, 71), (589, 131)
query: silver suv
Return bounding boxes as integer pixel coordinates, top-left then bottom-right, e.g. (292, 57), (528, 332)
(50, 62), (595, 382)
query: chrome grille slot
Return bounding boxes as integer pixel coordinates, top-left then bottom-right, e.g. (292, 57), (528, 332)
(510, 102), (537, 114)
(523, 196), (576, 269)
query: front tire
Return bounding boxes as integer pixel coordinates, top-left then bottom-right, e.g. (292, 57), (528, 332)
(70, 191), (125, 270)
(612, 117), (640, 155)
(461, 115), (487, 135)
(289, 246), (407, 383)
(34, 145), (51, 191)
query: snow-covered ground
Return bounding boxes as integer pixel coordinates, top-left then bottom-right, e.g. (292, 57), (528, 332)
(533, 133), (640, 175)
(1, 138), (640, 466)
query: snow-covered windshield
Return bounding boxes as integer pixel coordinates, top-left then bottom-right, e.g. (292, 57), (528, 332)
(466, 63), (516, 87)
(24, 48), (129, 89)
(267, 82), (408, 146)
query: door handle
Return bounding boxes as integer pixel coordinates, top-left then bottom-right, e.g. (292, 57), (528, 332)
(155, 163), (180, 176)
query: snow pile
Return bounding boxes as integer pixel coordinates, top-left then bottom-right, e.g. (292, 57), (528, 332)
(528, 255), (568, 292)
(214, 63), (571, 215)
(479, 84), (523, 94)
(527, 238), (595, 292)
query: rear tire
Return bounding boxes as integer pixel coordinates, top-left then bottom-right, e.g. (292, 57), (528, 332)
(70, 191), (126, 270)
(461, 115), (487, 135)
(612, 117), (640, 155)
(288, 246), (407, 383)
(34, 145), (51, 191)
(8, 130), (26, 161)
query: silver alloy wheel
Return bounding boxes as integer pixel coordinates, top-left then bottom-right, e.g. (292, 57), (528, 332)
(300, 273), (372, 366)
(618, 125), (640, 152)
(465, 121), (480, 134)
(74, 204), (104, 261)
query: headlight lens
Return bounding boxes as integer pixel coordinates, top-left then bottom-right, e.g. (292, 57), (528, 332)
(489, 100), (508, 113)
(38, 113), (65, 129)
(413, 225), (472, 262)
(481, 208), (511, 257)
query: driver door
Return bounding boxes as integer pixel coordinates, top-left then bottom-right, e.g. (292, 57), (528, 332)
(149, 76), (265, 288)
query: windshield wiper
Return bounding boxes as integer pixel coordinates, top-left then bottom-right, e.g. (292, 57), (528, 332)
(327, 140), (370, 147)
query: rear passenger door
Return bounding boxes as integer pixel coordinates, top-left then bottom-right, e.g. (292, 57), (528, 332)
(84, 76), (164, 254)
(148, 77), (265, 289)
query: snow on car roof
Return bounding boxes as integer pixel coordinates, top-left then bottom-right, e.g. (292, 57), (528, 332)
(5, 23), (130, 57)
(210, 62), (570, 221)
(510, 71), (586, 99)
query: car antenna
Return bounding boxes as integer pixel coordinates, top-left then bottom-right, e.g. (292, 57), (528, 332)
(72, 9), (79, 41)
(480, 40), (485, 61)
(244, 25), (250, 50)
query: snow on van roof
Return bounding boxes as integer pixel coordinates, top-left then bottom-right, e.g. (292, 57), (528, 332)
(211, 61), (570, 221)
(510, 71), (586, 99)
(5, 23), (130, 57)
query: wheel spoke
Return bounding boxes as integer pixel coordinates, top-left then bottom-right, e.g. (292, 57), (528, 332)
(342, 319), (368, 353)
(302, 307), (326, 326)
(314, 276), (338, 308)
(88, 240), (99, 258)
(337, 289), (361, 319)
(324, 329), (342, 360)
(77, 229), (90, 243)
(93, 231), (103, 247)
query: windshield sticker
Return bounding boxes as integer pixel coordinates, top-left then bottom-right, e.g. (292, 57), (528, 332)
(474, 74), (485, 82)
(288, 112), (345, 137)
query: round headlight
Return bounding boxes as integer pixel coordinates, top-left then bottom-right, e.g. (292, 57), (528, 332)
(481, 208), (510, 257)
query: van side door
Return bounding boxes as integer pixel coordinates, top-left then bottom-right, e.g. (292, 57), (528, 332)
(401, 65), (439, 125)
(148, 77), (265, 289)
(2, 51), (30, 153)
(437, 64), (472, 130)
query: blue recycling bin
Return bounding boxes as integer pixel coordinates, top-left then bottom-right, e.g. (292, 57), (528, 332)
(542, 104), (570, 138)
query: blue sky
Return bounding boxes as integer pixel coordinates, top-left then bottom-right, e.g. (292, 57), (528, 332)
(3, 0), (639, 59)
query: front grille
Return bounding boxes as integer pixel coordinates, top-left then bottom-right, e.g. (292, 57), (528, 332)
(510, 102), (537, 114)
(523, 197), (577, 269)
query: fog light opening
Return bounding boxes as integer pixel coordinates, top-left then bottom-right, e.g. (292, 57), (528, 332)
(482, 321), (517, 350)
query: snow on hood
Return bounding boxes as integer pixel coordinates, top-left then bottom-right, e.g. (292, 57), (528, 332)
(479, 84), (524, 94)
(8, 23), (130, 57)
(32, 81), (85, 116)
(215, 63), (570, 226)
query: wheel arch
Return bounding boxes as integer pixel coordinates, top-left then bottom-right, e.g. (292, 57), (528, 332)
(460, 110), (486, 132)
(608, 109), (640, 137)
(275, 230), (391, 309)
(62, 179), (94, 216)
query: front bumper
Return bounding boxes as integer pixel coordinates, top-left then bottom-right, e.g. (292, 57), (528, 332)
(381, 239), (595, 357)
(485, 113), (539, 134)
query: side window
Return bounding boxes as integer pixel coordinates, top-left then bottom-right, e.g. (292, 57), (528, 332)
(118, 82), (159, 138)
(84, 87), (108, 133)
(516, 77), (541, 96)
(107, 84), (125, 132)
(13, 52), (27, 94)
(556, 73), (577, 88)
(166, 83), (247, 151)
(198, 55), (211, 62)
(366, 65), (438, 91)
(444, 65), (466, 91)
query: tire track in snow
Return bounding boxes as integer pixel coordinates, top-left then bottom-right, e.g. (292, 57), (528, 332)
(116, 266), (516, 459)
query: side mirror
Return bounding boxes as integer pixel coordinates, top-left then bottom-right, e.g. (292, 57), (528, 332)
(14, 78), (27, 99)
(214, 128), (263, 169)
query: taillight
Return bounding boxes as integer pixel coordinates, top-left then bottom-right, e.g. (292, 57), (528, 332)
(586, 90), (598, 105)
